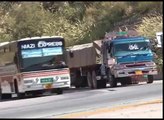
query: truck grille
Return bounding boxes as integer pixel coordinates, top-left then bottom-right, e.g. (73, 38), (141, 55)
(128, 71), (149, 74)
(126, 63), (146, 68)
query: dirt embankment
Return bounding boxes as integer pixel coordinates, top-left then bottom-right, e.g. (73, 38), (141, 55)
(56, 99), (162, 118)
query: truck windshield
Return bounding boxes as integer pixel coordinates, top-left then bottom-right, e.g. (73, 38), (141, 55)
(20, 47), (66, 72)
(18, 38), (67, 72)
(113, 41), (152, 57)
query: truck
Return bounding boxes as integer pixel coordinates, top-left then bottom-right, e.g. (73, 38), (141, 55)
(66, 30), (158, 89)
(66, 41), (105, 89)
(102, 30), (158, 87)
(0, 36), (70, 100)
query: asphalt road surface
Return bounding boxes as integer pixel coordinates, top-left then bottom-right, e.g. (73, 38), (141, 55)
(0, 80), (162, 118)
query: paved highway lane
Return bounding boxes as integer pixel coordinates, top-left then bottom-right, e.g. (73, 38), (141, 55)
(0, 81), (162, 118)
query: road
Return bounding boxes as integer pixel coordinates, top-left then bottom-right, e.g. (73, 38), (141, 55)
(0, 80), (162, 118)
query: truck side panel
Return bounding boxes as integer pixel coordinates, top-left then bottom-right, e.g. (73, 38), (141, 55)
(66, 40), (102, 68)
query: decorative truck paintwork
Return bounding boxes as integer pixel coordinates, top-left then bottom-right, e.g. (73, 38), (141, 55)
(22, 68), (70, 91)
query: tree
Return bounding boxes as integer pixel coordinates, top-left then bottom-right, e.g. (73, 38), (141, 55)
(3, 2), (54, 41)
(136, 13), (162, 39)
(0, 1), (162, 47)
(136, 13), (163, 72)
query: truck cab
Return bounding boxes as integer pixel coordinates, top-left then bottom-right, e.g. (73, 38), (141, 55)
(103, 31), (158, 87)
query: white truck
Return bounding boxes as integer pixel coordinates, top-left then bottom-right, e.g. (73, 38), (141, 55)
(0, 36), (71, 100)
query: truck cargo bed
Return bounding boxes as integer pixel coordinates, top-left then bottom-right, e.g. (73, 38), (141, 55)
(66, 40), (102, 68)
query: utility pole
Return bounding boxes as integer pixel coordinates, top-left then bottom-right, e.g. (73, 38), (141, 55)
(156, 32), (163, 60)
(156, 32), (163, 80)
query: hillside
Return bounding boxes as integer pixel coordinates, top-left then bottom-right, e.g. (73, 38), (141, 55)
(0, 2), (162, 45)
(0, 2), (162, 70)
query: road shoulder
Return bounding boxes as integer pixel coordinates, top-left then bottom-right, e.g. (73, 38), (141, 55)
(55, 99), (162, 118)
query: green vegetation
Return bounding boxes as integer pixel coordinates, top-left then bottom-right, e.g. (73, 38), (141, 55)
(0, 2), (162, 45)
(136, 13), (163, 72)
(0, 2), (162, 69)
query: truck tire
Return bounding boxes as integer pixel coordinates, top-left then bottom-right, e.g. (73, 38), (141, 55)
(92, 70), (97, 89)
(147, 75), (154, 84)
(74, 79), (82, 88)
(75, 85), (80, 88)
(125, 77), (133, 85)
(87, 71), (93, 89)
(80, 76), (88, 87)
(56, 88), (63, 95)
(17, 93), (25, 99)
(75, 76), (88, 88)
(120, 79), (127, 86)
(14, 79), (25, 99)
(98, 79), (107, 88)
(109, 75), (117, 88)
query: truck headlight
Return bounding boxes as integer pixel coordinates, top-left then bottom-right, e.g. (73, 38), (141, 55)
(114, 64), (126, 70)
(60, 76), (69, 80)
(24, 80), (33, 84)
(146, 62), (156, 67)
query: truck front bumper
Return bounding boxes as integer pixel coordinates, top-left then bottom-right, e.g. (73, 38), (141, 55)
(113, 67), (158, 78)
(23, 81), (70, 92)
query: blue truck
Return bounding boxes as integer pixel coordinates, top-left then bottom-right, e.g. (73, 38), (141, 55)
(102, 31), (158, 87)
(66, 30), (158, 89)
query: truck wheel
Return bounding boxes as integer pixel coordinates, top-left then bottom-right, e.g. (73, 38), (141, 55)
(74, 76), (82, 88)
(75, 76), (88, 88)
(56, 88), (63, 95)
(120, 80), (127, 86)
(92, 71), (97, 89)
(98, 79), (107, 88)
(109, 75), (117, 88)
(87, 72), (93, 89)
(13, 79), (26, 99)
(147, 75), (154, 84)
(81, 76), (88, 87)
(75, 85), (81, 88)
(18, 93), (25, 99)
(126, 77), (133, 85)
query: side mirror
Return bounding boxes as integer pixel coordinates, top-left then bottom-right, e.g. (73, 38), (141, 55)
(108, 58), (116, 66)
(69, 51), (74, 58)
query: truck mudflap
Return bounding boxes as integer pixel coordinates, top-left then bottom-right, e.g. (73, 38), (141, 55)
(130, 75), (149, 83)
